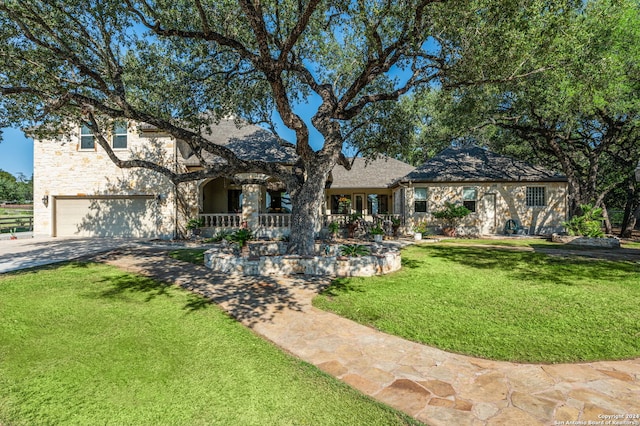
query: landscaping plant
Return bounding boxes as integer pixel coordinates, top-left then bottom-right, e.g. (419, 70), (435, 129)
(564, 204), (605, 238)
(339, 244), (371, 257)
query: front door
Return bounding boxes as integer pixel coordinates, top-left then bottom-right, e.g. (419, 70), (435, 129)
(481, 193), (496, 234)
(354, 193), (365, 216)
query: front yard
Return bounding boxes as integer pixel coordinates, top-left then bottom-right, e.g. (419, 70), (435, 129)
(0, 262), (417, 425)
(313, 240), (640, 363)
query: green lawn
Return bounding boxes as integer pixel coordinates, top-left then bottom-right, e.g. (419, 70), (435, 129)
(0, 262), (418, 426)
(314, 243), (640, 363)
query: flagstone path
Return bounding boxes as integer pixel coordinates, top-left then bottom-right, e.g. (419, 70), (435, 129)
(98, 248), (640, 426)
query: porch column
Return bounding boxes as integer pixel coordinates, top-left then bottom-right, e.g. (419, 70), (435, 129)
(242, 183), (261, 230)
(405, 186), (416, 230)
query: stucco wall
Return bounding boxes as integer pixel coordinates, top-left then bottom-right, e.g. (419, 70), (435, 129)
(33, 125), (178, 238)
(405, 182), (568, 236)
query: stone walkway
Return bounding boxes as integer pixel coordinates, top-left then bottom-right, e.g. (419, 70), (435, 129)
(98, 248), (640, 426)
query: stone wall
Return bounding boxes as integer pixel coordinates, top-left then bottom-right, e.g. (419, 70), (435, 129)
(551, 234), (621, 248)
(204, 242), (401, 277)
(404, 182), (568, 236)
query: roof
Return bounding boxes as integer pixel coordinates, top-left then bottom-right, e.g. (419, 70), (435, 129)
(177, 119), (298, 166)
(328, 156), (415, 189)
(399, 145), (567, 183)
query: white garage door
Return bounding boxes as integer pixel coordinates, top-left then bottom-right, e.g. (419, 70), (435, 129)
(54, 196), (158, 238)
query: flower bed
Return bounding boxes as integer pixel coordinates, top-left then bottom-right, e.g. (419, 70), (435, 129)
(204, 241), (401, 277)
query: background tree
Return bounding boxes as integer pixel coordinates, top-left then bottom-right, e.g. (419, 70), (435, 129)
(402, 0), (640, 234)
(1, 0), (577, 253)
(0, 170), (32, 203)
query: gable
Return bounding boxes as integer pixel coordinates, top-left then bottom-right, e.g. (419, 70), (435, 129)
(328, 156), (415, 189)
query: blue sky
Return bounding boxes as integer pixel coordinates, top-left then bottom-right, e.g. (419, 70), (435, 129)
(0, 127), (34, 178)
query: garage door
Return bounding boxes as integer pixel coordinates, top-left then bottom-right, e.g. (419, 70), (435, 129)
(54, 196), (158, 238)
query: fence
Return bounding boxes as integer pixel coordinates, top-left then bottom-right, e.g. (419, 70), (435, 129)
(0, 216), (34, 233)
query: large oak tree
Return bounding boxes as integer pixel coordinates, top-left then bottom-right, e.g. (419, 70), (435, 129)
(0, 0), (575, 253)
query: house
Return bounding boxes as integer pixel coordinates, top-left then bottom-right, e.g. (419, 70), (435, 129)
(33, 121), (568, 239)
(394, 145), (568, 235)
(33, 119), (411, 239)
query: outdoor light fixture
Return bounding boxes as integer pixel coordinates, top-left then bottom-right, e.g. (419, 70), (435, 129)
(42, 194), (49, 207)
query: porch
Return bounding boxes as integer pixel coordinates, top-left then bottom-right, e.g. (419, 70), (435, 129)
(198, 212), (405, 238)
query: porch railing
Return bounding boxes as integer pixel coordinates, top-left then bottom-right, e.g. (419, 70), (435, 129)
(323, 214), (403, 227)
(259, 213), (291, 228)
(199, 213), (242, 228)
(199, 213), (402, 230)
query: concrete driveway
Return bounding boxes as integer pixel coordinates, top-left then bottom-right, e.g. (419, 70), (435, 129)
(0, 237), (147, 273)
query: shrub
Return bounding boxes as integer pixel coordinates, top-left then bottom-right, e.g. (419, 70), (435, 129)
(432, 202), (471, 227)
(229, 228), (254, 246)
(564, 204), (605, 238)
(186, 218), (204, 230)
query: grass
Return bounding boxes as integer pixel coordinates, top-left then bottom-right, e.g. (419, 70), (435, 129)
(0, 262), (418, 426)
(168, 248), (206, 265)
(0, 207), (32, 216)
(313, 243), (640, 363)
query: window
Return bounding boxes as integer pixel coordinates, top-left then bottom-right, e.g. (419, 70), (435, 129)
(462, 187), (477, 212)
(80, 124), (95, 150)
(228, 189), (242, 212)
(112, 122), (127, 149)
(526, 187), (546, 207)
(367, 194), (389, 215)
(331, 194), (351, 214)
(267, 191), (291, 213)
(414, 188), (427, 213)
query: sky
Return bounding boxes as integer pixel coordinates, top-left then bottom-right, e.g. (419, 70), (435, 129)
(0, 127), (34, 178)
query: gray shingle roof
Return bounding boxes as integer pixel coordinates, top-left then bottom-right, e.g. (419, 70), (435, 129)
(328, 156), (415, 189)
(400, 146), (566, 183)
(179, 119), (298, 166)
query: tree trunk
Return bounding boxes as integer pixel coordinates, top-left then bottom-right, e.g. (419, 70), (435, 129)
(601, 202), (612, 234)
(620, 180), (640, 238)
(286, 167), (331, 256)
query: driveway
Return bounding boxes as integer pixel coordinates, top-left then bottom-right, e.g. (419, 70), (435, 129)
(0, 237), (147, 273)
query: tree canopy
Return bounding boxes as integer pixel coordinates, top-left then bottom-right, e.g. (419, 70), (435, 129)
(399, 0), (640, 231)
(0, 0), (579, 252)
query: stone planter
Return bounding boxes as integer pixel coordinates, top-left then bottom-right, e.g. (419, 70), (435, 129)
(414, 233), (422, 241)
(373, 234), (383, 243)
(204, 241), (401, 277)
(551, 234), (621, 249)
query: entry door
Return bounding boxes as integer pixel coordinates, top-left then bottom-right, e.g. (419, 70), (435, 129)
(481, 193), (496, 234)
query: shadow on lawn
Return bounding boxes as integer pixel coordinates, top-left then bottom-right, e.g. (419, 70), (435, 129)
(94, 248), (328, 326)
(414, 244), (639, 286)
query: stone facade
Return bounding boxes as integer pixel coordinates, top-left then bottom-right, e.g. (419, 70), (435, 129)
(403, 182), (568, 236)
(33, 125), (179, 238)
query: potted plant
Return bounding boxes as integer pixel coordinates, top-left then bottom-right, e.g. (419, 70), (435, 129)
(186, 217), (204, 237)
(370, 225), (384, 243)
(9, 228), (17, 240)
(347, 213), (361, 238)
(328, 221), (340, 240)
(413, 219), (428, 240)
(390, 217), (402, 237)
(432, 202), (471, 237)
